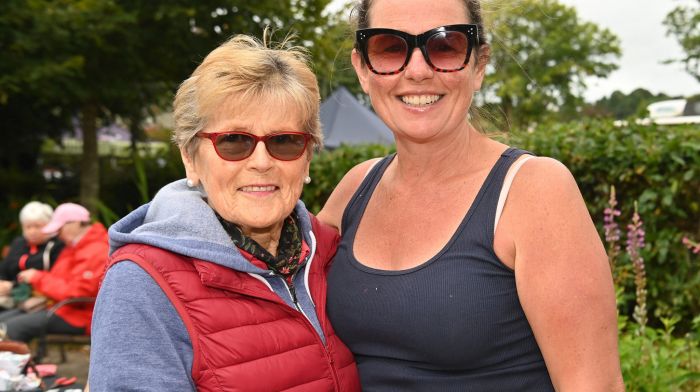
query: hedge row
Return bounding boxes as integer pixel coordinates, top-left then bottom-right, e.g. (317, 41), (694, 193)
(3, 120), (698, 330)
(505, 120), (700, 327)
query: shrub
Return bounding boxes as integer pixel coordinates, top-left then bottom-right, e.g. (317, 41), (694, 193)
(606, 189), (700, 390)
(506, 120), (700, 329)
(619, 315), (700, 391)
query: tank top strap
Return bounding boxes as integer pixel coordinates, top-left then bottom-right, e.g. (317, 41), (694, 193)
(340, 154), (396, 236)
(469, 147), (533, 251)
(340, 148), (532, 247)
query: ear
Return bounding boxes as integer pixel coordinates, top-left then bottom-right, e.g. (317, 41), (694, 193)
(304, 151), (312, 177)
(180, 147), (200, 185)
(472, 45), (490, 92)
(351, 48), (370, 94)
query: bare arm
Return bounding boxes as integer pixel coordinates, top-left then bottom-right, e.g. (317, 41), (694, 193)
(499, 157), (624, 391)
(317, 158), (382, 233)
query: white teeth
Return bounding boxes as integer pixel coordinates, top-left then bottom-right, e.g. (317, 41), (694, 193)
(401, 94), (442, 106)
(241, 186), (276, 192)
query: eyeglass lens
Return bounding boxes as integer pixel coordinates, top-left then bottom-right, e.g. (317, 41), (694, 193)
(213, 133), (308, 161)
(366, 30), (469, 73)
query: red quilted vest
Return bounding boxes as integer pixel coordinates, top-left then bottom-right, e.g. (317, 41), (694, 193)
(107, 216), (360, 391)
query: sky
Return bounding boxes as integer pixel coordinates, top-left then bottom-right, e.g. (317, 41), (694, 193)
(327, 0), (699, 102)
(558, 0), (698, 101)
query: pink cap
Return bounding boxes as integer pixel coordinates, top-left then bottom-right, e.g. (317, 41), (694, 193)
(41, 203), (90, 234)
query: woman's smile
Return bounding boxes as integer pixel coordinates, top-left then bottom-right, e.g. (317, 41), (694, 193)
(238, 184), (279, 195)
(400, 94), (444, 107)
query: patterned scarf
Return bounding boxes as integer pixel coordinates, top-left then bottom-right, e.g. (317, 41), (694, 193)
(217, 212), (303, 279)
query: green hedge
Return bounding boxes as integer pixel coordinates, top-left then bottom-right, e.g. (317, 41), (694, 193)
(3, 120), (697, 331)
(505, 120), (700, 329)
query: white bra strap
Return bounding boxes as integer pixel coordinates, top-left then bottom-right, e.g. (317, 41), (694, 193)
(494, 155), (534, 235)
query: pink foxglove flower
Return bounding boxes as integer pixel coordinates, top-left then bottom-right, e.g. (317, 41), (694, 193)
(682, 236), (700, 254)
(604, 185), (622, 272)
(626, 202), (647, 335)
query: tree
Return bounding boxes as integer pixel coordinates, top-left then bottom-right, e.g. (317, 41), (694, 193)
(589, 89), (673, 120)
(0, 0), (338, 213)
(664, 0), (700, 83)
(482, 0), (621, 129)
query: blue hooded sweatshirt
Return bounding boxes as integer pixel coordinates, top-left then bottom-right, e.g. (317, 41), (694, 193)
(88, 179), (327, 391)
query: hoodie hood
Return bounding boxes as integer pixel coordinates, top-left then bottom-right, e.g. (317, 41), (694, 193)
(109, 179), (314, 275)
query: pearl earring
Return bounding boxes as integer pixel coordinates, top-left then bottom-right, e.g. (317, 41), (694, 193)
(304, 176), (311, 184)
(186, 179), (195, 188)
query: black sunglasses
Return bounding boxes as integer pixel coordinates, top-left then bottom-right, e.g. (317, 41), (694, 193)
(356, 24), (479, 75)
(196, 131), (311, 161)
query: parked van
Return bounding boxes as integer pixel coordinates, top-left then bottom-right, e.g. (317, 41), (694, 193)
(647, 98), (700, 125)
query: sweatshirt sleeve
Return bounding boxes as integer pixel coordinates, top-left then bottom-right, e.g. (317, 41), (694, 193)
(30, 241), (108, 301)
(88, 261), (196, 391)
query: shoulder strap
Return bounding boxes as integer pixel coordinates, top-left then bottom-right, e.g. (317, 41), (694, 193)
(340, 154), (395, 234)
(467, 148), (533, 248)
(494, 155), (535, 234)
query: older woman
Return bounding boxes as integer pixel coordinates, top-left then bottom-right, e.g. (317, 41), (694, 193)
(319, 0), (624, 390)
(88, 34), (359, 391)
(0, 201), (64, 309)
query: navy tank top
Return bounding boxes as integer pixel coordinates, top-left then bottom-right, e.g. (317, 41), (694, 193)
(327, 148), (554, 391)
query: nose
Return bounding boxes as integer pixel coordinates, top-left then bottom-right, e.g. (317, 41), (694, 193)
(246, 141), (274, 171)
(403, 47), (433, 81)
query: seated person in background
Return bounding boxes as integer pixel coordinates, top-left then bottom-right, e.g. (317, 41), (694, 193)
(0, 202), (108, 342)
(0, 201), (64, 309)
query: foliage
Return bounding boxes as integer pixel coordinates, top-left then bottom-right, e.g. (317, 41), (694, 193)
(605, 190), (700, 390)
(0, 0), (342, 212)
(618, 315), (700, 391)
(482, 0), (621, 129)
(664, 0), (700, 83)
(33, 141), (185, 228)
(314, 2), (362, 99)
(588, 89), (673, 120)
(505, 120), (700, 329)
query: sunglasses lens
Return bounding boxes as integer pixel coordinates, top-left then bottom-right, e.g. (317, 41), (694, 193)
(366, 34), (408, 74)
(214, 133), (255, 161)
(266, 133), (308, 160)
(426, 31), (469, 71)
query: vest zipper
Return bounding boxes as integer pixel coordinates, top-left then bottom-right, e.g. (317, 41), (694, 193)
(280, 273), (341, 390)
(286, 278), (302, 312)
(279, 272), (309, 320)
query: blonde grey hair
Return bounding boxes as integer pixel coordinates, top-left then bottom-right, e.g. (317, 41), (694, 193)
(19, 201), (53, 224)
(173, 32), (323, 159)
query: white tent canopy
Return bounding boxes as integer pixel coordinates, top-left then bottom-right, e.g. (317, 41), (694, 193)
(320, 87), (394, 148)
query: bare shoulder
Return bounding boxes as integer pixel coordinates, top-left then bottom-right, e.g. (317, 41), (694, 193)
(514, 156), (579, 199)
(317, 158), (383, 232)
(505, 155), (588, 219)
(500, 155), (597, 266)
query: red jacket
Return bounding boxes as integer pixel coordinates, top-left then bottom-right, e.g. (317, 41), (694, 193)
(108, 215), (360, 391)
(30, 223), (109, 332)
